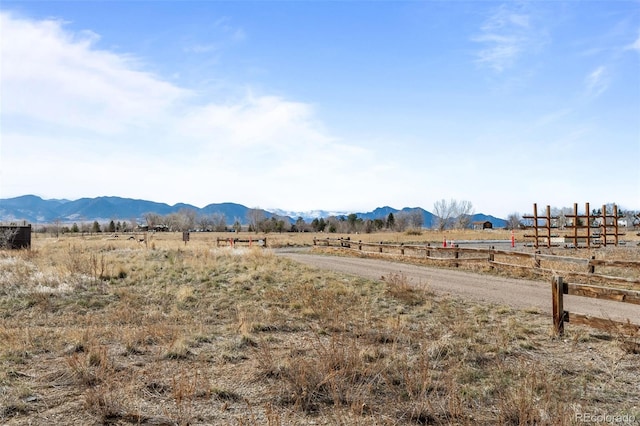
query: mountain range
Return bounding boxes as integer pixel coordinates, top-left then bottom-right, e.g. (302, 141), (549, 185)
(0, 195), (507, 228)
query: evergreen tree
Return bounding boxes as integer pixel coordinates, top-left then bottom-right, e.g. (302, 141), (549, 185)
(347, 213), (358, 232)
(387, 213), (395, 230)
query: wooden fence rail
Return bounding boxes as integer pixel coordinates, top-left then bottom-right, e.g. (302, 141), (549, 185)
(313, 237), (640, 284)
(216, 237), (267, 248)
(552, 276), (640, 336)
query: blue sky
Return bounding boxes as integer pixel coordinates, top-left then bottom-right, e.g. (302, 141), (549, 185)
(1, 1), (639, 218)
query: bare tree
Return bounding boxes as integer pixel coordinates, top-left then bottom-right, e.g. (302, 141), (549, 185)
(550, 207), (573, 229)
(394, 213), (409, 232)
(246, 208), (265, 233)
(164, 213), (183, 231)
(403, 209), (424, 230)
(211, 213), (227, 232)
(198, 215), (214, 231)
(433, 199), (455, 230)
(394, 210), (424, 232)
(454, 200), (474, 229)
(179, 208), (197, 231)
(145, 213), (162, 228)
(506, 212), (522, 230)
(433, 199), (474, 230)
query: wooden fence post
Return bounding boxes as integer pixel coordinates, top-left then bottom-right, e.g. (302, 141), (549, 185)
(488, 246), (495, 269)
(552, 276), (565, 336)
(453, 245), (459, 268)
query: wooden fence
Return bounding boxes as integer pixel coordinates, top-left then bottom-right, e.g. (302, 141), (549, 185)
(523, 202), (625, 248)
(314, 236), (640, 334)
(552, 276), (640, 336)
(216, 237), (267, 248)
(313, 237), (640, 285)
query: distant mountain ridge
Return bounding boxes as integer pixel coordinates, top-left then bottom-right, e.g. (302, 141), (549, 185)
(0, 195), (507, 228)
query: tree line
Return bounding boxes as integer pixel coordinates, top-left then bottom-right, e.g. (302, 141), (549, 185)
(30, 200), (638, 236)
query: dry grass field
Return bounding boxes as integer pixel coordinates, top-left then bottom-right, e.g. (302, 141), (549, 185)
(1, 231), (639, 425)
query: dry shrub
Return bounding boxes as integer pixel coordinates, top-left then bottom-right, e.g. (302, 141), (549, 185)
(261, 333), (379, 414)
(65, 344), (113, 387)
(383, 272), (426, 306)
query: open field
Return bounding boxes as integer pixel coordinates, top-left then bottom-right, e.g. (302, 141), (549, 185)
(1, 233), (639, 425)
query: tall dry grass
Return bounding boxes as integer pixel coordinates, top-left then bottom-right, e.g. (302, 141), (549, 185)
(0, 233), (638, 424)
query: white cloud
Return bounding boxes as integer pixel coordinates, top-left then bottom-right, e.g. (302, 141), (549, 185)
(1, 13), (188, 135)
(472, 4), (543, 73)
(0, 11), (389, 211)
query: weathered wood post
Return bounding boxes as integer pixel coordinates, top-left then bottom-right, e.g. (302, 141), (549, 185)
(586, 202), (591, 248)
(545, 205), (552, 248)
(400, 243), (404, 256)
(453, 244), (459, 268)
(533, 203), (539, 249)
(552, 276), (565, 336)
(489, 245), (495, 269)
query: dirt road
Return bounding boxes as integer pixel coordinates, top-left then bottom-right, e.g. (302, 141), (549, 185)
(280, 251), (640, 326)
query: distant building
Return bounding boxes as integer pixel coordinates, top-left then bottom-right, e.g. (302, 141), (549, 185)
(472, 221), (493, 230)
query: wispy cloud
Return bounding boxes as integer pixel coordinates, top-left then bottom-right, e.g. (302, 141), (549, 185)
(472, 4), (542, 73)
(182, 17), (245, 55)
(626, 31), (640, 52)
(213, 16), (246, 43)
(584, 66), (610, 98)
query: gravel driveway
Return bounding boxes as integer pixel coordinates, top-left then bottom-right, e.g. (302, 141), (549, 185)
(279, 251), (640, 327)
